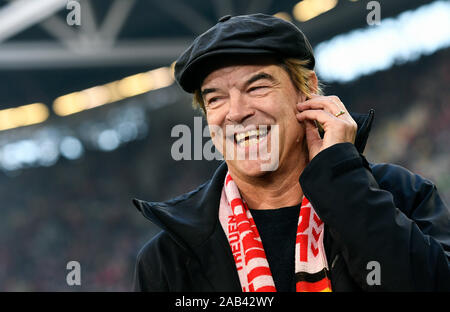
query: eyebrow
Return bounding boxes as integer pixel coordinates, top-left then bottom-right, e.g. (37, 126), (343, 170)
(244, 72), (277, 87)
(201, 88), (217, 98)
(201, 71), (277, 97)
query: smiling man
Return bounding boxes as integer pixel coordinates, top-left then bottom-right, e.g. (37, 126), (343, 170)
(133, 14), (450, 292)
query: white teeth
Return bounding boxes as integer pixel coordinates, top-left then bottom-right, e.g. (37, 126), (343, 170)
(234, 128), (269, 144)
(248, 130), (258, 138)
(235, 133), (246, 142)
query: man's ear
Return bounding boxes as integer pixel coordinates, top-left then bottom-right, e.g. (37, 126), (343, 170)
(297, 91), (307, 103)
(297, 71), (319, 102)
(308, 71), (319, 95)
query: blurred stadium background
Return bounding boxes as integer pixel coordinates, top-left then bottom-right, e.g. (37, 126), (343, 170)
(0, 0), (448, 291)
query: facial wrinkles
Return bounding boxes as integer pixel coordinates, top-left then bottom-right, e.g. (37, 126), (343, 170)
(204, 64), (304, 160)
(203, 65), (244, 96)
(204, 65), (281, 125)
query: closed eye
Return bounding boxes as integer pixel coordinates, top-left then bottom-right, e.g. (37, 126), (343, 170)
(248, 86), (267, 91)
(248, 85), (270, 94)
(206, 96), (223, 107)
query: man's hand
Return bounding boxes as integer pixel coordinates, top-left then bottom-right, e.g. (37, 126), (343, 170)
(296, 94), (357, 161)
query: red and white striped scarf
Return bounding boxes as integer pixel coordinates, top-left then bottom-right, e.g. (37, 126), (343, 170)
(218, 172), (332, 292)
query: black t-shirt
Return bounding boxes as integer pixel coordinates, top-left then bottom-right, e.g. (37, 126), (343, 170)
(249, 204), (300, 292)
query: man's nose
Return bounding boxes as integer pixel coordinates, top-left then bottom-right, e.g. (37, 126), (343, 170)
(225, 91), (255, 124)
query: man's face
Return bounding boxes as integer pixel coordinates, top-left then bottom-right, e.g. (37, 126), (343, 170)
(201, 59), (307, 179)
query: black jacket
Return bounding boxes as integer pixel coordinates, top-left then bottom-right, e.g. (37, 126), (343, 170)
(133, 110), (450, 291)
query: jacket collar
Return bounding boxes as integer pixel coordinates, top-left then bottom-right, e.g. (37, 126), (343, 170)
(133, 109), (375, 249)
(133, 161), (228, 250)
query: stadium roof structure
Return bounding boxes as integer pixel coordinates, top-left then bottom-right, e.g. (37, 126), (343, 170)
(0, 0), (434, 111)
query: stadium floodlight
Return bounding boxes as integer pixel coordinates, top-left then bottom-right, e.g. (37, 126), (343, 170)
(293, 0), (338, 22)
(53, 66), (174, 117)
(0, 103), (49, 131)
(314, 0), (450, 83)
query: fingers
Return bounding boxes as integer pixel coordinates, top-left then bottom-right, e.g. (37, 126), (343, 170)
(296, 109), (336, 125)
(296, 108), (356, 131)
(297, 95), (347, 117)
(296, 95), (358, 156)
(304, 119), (321, 141)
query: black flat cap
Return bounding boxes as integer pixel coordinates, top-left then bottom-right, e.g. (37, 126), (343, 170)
(174, 13), (315, 93)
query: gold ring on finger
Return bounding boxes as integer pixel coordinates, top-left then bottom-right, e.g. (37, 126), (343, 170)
(335, 110), (345, 117)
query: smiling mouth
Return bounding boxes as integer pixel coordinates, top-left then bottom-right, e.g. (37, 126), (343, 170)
(234, 125), (271, 147)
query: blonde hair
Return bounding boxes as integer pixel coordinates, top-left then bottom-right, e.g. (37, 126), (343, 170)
(192, 57), (323, 114)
